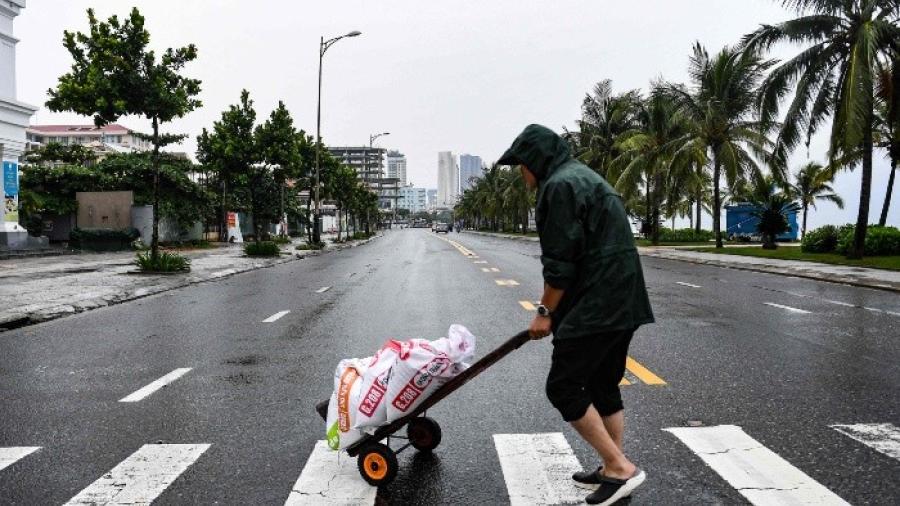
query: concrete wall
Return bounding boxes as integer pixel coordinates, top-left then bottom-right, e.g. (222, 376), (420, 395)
(132, 205), (202, 243)
(76, 191), (133, 230)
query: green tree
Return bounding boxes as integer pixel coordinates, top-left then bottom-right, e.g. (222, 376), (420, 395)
(256, 101), (306, 236)
(46, 7), (201, 261)
(24, 142), (97, 167)
(743, 0), (899, 258)
(787, 161), (844, 238)
(876, 55), (899, 225)
(567, 80), (642, 179)
(742, 173), (801, 249)
(323, 163), (359, 240)
(661, 43), (773, 248)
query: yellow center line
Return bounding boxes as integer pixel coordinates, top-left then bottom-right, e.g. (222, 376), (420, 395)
(625, 357), (666, 385)
(519, 301), (536, 311)
(619, 377), (632, 386)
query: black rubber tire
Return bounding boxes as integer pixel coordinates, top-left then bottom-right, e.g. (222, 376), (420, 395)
(407, 417), (442, 452)
(357, 443), (398, 486)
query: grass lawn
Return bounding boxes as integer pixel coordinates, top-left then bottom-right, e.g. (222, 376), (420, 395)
(636, 239), (715, 247)
(687, 246), (900, 271)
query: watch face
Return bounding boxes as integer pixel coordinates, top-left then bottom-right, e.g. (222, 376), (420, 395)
(538, 305), (549, 316)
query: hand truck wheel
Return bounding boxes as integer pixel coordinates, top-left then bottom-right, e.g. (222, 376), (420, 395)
(357, 442), (398, 486)
(407, 416), (442, 452)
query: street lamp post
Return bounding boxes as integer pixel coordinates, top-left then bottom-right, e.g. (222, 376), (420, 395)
(313, 30), (361, 245)
(365, 132), (389, 232)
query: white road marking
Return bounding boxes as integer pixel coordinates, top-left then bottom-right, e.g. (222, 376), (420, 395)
(831, 423), (900, 462)
(0, 447), (40, 472)
(316, 286), (332, 293)
(490, 267), (500, 272)
(493, 433), (584, 506)
(284, 441), (376, 505)
(665, 425), (849, 505)
(763, 302), (811, 314)
(676, 281), (701, 288)
(65, 444), (210, 505)
(495, 279), (520, 286)
(824, 299), (856, 308)
(262, 310), (290, 323)
(473, 260), (488, 264)
(119, 368), (193, 403)
(481, 267), (490, 272)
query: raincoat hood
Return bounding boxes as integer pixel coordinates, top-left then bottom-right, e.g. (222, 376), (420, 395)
(497, 124), (572, 181)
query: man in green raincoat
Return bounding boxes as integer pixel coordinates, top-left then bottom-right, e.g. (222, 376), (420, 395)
(498, 124), (654, 506)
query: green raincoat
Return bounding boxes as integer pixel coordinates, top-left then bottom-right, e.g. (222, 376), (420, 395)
(498, 124), (654, 340)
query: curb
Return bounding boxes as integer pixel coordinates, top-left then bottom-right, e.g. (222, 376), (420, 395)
(0, 234), (381, 332)
(462, 230), (899, 294)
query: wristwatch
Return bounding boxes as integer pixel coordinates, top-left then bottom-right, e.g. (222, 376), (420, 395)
(536, 304), (553, 318)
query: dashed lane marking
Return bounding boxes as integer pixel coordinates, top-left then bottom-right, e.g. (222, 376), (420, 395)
(316, 286), (332, 293)
(474, 260), (488, 264)
(625, 357), (666, 385)
(763, 302), (811, 314)
(481, 267), (491, 272)
(119, 368), (193, 403)
(496, 279), (520, 286)
(665, 425), (850, 505)
(284, 441), (377, 505)
(0, 447), (40, 472)
(676, 281), (701, 288)
(490, 267), (500, 272)
(518, 301), (536, 311)
(64, 444), (210, 505)
(831, 423), (900, 462)
(262, 310), (290, 323)
(493, 433), (585, 506)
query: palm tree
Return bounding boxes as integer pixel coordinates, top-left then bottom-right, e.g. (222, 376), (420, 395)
(876, 55), (899, 225)
(608, 92), (695, 244)
(568, 80), (642, 178)
(743, 0), (899, 258)
(661, 43), (774, 248)
(787, 162), (844, 238)
(743, 173), (801, 249)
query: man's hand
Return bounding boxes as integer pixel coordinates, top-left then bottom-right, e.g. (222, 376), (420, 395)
(528, 315), (552, 340)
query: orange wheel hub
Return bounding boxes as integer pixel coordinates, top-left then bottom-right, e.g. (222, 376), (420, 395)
(363, 453), (388, 480)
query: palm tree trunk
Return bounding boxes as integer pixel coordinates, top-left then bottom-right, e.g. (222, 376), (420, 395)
(879, 157), (896, 226)
(849, 118), (874, 259)
(802, 203), (809, 240)
(151, 117), (161, 261)
(695, 191), (702, 233)
(713, 154), (723, 248)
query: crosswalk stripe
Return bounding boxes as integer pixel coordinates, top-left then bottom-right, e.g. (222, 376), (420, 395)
(119, 368), (193, 403)
(665, 424), (849, 505)
(284, 441), (376, 505)
(493, 433), (584, 506)
(0, 447), (41, 472)
(831, 423), (900, 462)
(65, 444), (210, 505)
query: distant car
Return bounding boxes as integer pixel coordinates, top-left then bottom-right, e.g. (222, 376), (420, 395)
(433, 222), (449, 234)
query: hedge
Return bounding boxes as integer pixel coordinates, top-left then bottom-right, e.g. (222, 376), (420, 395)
(657, 228), (715, 243)
(70, 227), (140, 251)
(802, 224), (900, 255)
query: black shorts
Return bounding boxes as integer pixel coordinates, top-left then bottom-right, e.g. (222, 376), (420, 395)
(545, 329), (635, 421)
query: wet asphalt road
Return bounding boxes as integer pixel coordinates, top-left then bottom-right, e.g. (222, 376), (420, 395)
(0, 229), (898, 505)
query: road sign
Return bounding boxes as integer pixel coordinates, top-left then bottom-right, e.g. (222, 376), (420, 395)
(3, 161), (18, 196)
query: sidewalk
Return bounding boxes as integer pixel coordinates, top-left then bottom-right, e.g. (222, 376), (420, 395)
(0, 235), (377, 329)
(463, 230), (900, 293)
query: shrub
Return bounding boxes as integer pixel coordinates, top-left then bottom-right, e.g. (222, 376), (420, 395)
(134, 251), (191, 272)
(295, 242), (324, 251)
(244, 241), (280, 256)
(657, 228), (714, 243)
(272, 236), (292, 245)
(349, 231), (375, 241)
(70, 227), (141, 251)
(801, 225), (839, 253)
(834, 225), (900, 256)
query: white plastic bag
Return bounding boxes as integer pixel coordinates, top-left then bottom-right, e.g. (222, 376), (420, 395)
(384, 325), (476, 421)
(325, 358), (368, 450)
(352, 340), (402, 430)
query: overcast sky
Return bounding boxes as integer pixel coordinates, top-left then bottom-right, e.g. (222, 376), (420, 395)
(14, 0), (898, 228)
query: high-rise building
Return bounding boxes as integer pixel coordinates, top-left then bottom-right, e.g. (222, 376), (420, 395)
(328, 145), (400, 211)
(427, 189), (437, 209)
(458, 154), (484, 193)
(437, 151), (458, 207)
(398, 186), (428, 213)
(386, 150), (407, 186)
(1, 1), (38, 247)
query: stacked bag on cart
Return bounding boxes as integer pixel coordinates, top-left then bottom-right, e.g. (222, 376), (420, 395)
(325, 325), (476, 450)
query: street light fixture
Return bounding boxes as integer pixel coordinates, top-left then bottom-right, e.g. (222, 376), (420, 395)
(313, 30), (362, 245)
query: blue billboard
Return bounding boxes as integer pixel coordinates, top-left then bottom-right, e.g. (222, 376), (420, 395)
(3, 162), (18, 197)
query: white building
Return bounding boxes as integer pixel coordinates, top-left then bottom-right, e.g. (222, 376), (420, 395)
(437, 151), (458, 207)
(459, 154), (483, 193)
(26, 124), (152, 154)
(398, 186), (428, 213)
(1, 0), (38, 247)
(386, 150), (407, 186)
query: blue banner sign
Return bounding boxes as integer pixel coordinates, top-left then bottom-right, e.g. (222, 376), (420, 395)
(3, 161), (18, 196)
